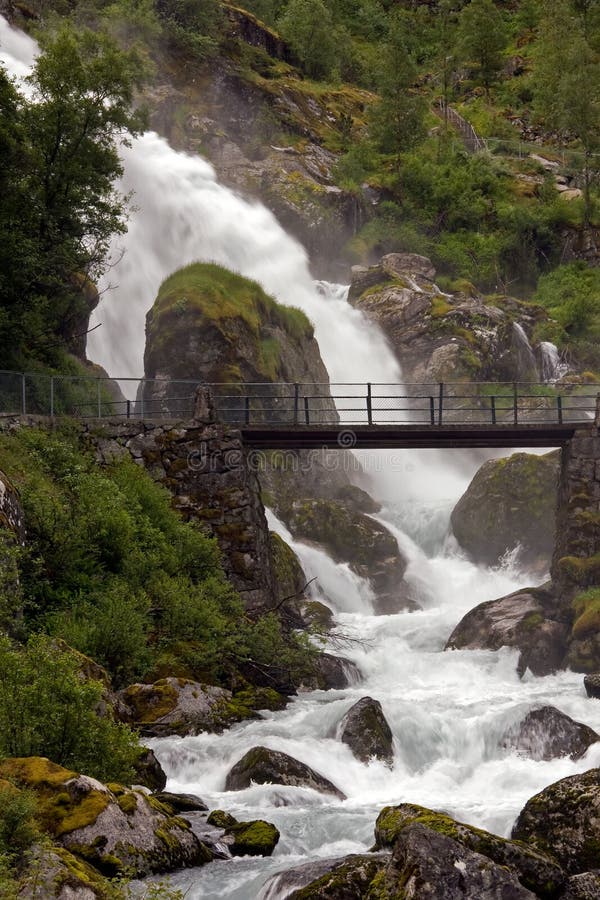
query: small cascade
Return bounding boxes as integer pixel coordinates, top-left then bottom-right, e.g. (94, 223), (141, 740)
(539, 341), (568, 383)
(512, 322), (539, 382)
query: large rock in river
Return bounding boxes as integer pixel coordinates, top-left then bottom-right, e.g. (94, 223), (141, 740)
(225, 746), (346, 798)
(119, 677), (237, 737)
(339, 696), (394, 765)
(512, 768), (600, 874)
(500, 706), (599, 761)
(450, 451), (559, 571)
(445, 583), (569, 677)
(0, 757), (210, 878)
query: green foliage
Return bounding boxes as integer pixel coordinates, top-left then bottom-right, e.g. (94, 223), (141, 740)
(0, 784), (39, 868)
(533, 263), (600, 336)
(572, 587), (600, 638)
(154, 0), (223, 59)
(456, 0), (509, 91)
(0, 634), (141, 782)
(0, 23), (146, 370)
(277, 0), (338, 79)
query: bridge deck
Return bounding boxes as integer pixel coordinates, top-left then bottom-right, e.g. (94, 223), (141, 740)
(241, 423), (580, 450)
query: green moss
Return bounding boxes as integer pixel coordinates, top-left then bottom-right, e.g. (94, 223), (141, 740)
(228, 819), (280, 856)
(120, 680), (178, 725)
(431, 295), (452, 317)
(207, 809), (238, 829)
(559, 553), (600, 586)
(522, 611), (544, 630)
(572, 588), (600, 639)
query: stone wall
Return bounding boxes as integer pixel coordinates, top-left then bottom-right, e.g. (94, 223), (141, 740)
(86, 417), (275, 612)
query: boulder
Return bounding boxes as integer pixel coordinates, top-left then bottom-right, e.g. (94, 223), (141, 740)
(450, 452), (559, 571)
(119, 677), (236, 737)
(561, 872), (600, 899)
(153, 791), (208, 813)
(260, 856), (377, 899)
(512, 768), (600, 874)
(584, 673), (600, 698)
(310, 653), (362, 690)
(374, 803), (564, 899)
(445, 584), (569, 677)
(339, 697), (394, 765)
(0, 757), (211, 878)
(134, 747), (167, 791)
(284, 498), (410, 614)
(206, 809), (279, 857)
(500, 706), (599, 761)
(17, 845), (109, 900)
(224, 746), (346, 798)
(284, 854), (387, 898)
(381, 823), (537, 899)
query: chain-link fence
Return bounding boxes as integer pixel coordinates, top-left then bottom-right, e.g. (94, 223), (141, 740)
(0, 372), (598, 426)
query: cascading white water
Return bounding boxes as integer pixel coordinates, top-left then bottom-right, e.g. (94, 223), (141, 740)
(4, 17), (600, 899)
(540, 341), (568, 383)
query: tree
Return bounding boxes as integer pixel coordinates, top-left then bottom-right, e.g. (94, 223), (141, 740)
(371, 17), (426, 154)
(0, 24), (146, 368)
(277, 0), (337, 79)
(456, 0), (508, 93)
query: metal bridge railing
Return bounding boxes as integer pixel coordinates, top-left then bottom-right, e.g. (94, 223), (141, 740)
(0, 372), (598, 426)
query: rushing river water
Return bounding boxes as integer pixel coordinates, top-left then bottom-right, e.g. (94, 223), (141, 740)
(3, 16), (600, 898)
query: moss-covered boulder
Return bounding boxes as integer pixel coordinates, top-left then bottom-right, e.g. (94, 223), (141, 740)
(0, 757), (210, 878)
(206, 809), (279, 856)
(450, 452), (559, 571)
(339, 697), (394, 766)
(142, 262), (333, 419)
(300, 652), (362, 691)
(374, 804), (564, 898)
(17, 845), (110, 900)
(224, 746), (346, 798)
(119, 677), (241, 737)
(154, 792), (208, 813)
(285, 498), (411, 615)
(500, 706), (599, 761)
(285, 854), (387, 898)
(512, 768), (600, 875)
(445, 583), (569, 677)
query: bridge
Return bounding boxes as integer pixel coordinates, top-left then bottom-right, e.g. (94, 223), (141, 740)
(1, 372), (599, 449)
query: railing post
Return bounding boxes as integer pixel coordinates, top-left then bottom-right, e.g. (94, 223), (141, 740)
(97, 380), (102, 418)
(126, 399), (131, 419)
(304, 396), (310, 425)
(513, 382), (518, 425)
(429, 396), (435, 425)
(50, 376), (55, 419)
(367, 383), (373, 425)
(293, 383), (299, 425)
(557, 395), (563, 425)
(491, 395), (496, 425)
(21, 373), (26, 415)
(244, 395), (250, 426)
(438, 382), (444, 426)
(140, 384), (145, 420)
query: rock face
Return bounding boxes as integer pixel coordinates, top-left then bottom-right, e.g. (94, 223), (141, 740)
(445, 583), (569, 677)
(500, 706), (599, 761)
(562, 872), (600, 899)
(284, 498), (411, 614)
(134, 747), (167, 791)
(224, 746), (346, 799)
(374, 803), (564, 898)
(450, 452), (559, 571)
(119, 677), (235, 737)
(284, 855), (387, 898)
(512, 768), (600, 874)
(584, 673), (600, 698)
(347, 253), (549, 384)
(339, 697), (394, 765)
(0, 757), (210, 878)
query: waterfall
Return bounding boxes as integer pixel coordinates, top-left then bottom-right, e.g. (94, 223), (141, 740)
(512, 322), (539, 382)
(5, 17), (600, 900)
(539, 341), (568, 383)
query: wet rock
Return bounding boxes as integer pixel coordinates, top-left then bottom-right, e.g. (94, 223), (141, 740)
(224, 746), (346, 798)
(119, 677), (236, 737)
(300, 653), (362, 690)
(561, 872), (600, 899)
(382, 823), (537, 899)
(445, 583), (568, 677)
(301, 599), (335, 631)
(17, 845), (108, 899)
(450, 452), (559, 571)
(501, 706), (599, 761)
(512, 768), (600, 874)
(339, 697), (394, 765)
(134, 747), (167, 792)
(206, 809), (279, 857)
(284, 854), (387, 898)
(584, 673), (600, 698)
(154, 791), (208, 812)
(374, 803), (564, 899)
(333, 484), (381, 514)
(0, 757), (211, 878)
(260, 856), (370, 899)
